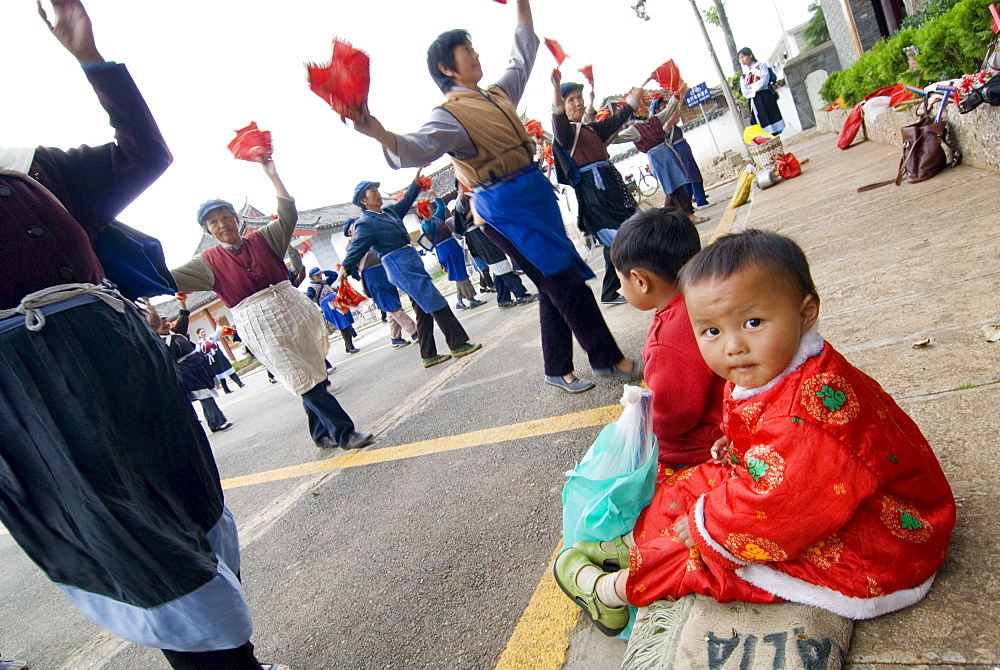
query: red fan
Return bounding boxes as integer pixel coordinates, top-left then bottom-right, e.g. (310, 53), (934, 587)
(595, 107), (611, 121)
(578, 65), (594, 88)
(542, 142), (554, 167)
(524, 119), (544, 140)
(227, 122), (272, 162)
(306, 38), (371, 122)
(417, 175), (433, 192)
(175, 292), (190, 302)
(544, 38), (568, 66)
(416, 199), (434, 220)
(220, 326), (236, 337)
(298, 238), (314, 254)
(649, 60), (684, 92)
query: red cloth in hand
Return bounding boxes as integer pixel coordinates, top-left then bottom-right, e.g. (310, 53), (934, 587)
(306, 39), (371, 122)
(227, 122), (272, 162)
(524, 119), (544, 140)
(417, 175), (433, 192)
(416, 199), (434, 221)
(650, 60), (684, 92)
(578, 65), (594, 87)
(544, 38), (568, 66)
(335, 279), (367, 309)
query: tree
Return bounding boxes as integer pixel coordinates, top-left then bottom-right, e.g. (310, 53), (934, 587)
(701, 0), (741, 74)
(802, 1), (831, 50)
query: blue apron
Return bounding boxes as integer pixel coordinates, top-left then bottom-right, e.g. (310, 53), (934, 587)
(646, 142), (690, 194)
(320, 295), (354, 330)
(361, 264), (403, 312)
(473, 166), (594, 280)
(434, 237), (470, 281)
(381, 246), (448, 313)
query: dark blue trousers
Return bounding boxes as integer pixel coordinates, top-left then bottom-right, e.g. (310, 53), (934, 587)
(302, 382), (354, 444)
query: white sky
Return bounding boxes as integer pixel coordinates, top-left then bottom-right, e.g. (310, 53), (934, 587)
(3, 0), (812, 267)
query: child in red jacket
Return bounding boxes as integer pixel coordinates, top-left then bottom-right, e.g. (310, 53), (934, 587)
(610, 208), (726, 468)
(556, 230), (956, 636)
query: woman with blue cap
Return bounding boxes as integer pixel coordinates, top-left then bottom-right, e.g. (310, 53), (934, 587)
(171, 156), (373, 451)
(346, 0), (637, 393)
(340, 174), (481, 369)
(305, 266), (360, 354)
(551, 71), (642, 305)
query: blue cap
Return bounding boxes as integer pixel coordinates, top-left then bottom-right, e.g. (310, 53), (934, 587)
(353, 181), (380, 207)
(560, 82), (584, 99)
(343, 217), (356, 237)
(308, 267), (322, 277)
(197, 199), (237, 226)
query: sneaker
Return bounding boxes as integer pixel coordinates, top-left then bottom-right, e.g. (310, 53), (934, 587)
(390, 338), (411, 348)
(411, 333), (419, 342)
(268, 377), (278, 384)
(212, 422), (234, 433)
(497, 300), (516, 309)
(0, 660), (29, 670)
(450, 342), (482, 358)
(515, 293), (538, 305)
(422, 354), (452, 368)
(468, 298), (486, 308)
(600, 296), (627, 305)
(545, 375), (595, 393)
(455, 301), (468, 310)
(346, 347), (360, 354)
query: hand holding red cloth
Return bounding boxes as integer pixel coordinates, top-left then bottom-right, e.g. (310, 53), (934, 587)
(306, 39), (371, 122)
(227, 122), (272, 162)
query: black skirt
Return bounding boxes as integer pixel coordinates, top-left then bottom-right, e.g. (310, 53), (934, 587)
(576, 162), (636, 236)
(0, 300), (226, 608)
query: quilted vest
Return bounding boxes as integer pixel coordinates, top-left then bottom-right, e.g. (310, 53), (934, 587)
(440, 86), (536, 187)
(632, 118), (667, 154)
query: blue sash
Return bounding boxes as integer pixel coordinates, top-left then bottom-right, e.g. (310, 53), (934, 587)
(473, 167), (594, 279)
(381, 246), (448, 313)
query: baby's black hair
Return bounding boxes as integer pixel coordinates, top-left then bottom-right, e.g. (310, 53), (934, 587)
(678, 229), (818, 301)
(427, 29), (471, 93)
(609, 207), (700, 284)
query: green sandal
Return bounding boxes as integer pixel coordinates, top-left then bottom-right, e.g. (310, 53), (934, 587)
(553, 548), (629, 636)
(572, 536), (631, 571)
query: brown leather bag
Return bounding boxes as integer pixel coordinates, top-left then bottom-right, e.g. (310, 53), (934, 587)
(895, 98), (961, 185)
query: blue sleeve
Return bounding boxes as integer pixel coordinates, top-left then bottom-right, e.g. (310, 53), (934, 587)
(433, 198), (446, 220)
(324, 271), (338, 284)
(305, 286), (317, 300)
(341, 221), (375, 277)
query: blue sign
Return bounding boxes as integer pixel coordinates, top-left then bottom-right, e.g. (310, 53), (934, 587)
(684, 82), (712, 108)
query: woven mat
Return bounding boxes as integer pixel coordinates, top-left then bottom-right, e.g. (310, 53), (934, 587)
(622, 595), (853, 670)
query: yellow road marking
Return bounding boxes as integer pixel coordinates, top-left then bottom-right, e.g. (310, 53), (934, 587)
(221, 403), (621, 490)
(495, 544), (579, 670)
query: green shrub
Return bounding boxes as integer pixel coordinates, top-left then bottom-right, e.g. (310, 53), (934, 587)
(820, 0), (993, 104)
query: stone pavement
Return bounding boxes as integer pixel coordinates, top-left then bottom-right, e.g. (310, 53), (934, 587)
(563, 129), (1000, 669)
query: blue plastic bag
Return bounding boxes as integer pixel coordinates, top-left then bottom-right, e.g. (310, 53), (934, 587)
(562, 385), (658, 546)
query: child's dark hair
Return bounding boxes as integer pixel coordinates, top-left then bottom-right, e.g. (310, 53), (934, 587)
(610, 208), (700, 283)
(427, 29), (471, 93)
(678, 229), (818, 301)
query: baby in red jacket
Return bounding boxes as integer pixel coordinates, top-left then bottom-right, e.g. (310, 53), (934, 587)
(556, 229), (956, 636)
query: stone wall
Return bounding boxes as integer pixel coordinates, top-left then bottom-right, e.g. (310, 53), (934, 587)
(784, 41), (842, 130)
(816, 103), (1000, 172)
(820, 0), (887, 68)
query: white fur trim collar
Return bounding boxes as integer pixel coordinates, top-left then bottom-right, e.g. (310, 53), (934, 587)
(731, 328), (825, 401)
(693, 495), (747, 565)
(0, 147), (36, 174)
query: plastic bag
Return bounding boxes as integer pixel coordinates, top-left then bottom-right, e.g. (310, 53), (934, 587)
(837, 103), (865, 149)
(743, 124), (773, 145)
(729, 165), (755, 208)
(775, 153), (801, 179)
(562, 385), (658, 548)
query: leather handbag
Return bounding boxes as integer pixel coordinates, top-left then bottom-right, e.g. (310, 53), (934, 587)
(895, 98), (961, 185)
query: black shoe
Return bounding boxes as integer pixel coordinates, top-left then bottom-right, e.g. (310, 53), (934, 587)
(212, 422), (234, 433)
(600, 296), (627, 305)
(497, 301), (516, 309)
(340, 431), (374, 450)
(314, 435), (340, 448)
(516, 293), (538, 305)
(346, 347), (360, 354)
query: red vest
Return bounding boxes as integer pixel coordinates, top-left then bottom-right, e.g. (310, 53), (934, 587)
(201, 229), (289, 308)
(633, 118), (666, 154)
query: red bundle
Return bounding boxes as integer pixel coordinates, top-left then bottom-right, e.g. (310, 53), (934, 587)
(578, 65), (594, 88)
(220, 326), (237, 337)
(542, 142), (554, 167)
(649, 60), (684, 92)
(227, 122), (272, 162)
(175, 292), (190, 302)
(595, 107), (611, 121)
(335, 279), (367, 309)
(524, 119), (544, 140)
(418, 175), (433, 192)
(297, 238), (313, 254)
(416, 199), (434, 220)
(544, 38), (568, 66)
(306, 38), (371, 122)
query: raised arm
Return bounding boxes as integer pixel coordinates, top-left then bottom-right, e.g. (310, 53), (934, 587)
(257, 158), (299, 258)
(385, 175), (423, 218)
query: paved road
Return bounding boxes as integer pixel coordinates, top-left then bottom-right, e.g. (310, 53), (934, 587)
(0, 204), (725, 670)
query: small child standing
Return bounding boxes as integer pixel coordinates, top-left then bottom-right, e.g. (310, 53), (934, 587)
(610, 208), (726, 467)
(556, 230), (956, 635)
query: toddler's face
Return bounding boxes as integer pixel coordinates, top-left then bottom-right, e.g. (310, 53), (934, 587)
(685, 264), (818, 389)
